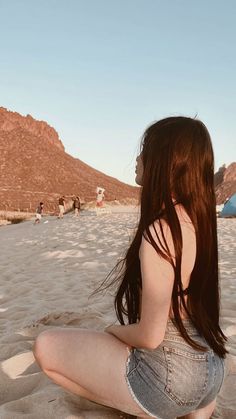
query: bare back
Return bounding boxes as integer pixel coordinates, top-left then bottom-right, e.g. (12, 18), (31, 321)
(139, 205), (196, 321)
(169, 205), (196, 319)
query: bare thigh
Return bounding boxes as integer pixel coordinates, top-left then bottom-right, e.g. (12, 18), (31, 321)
(33, 328), (150, 417)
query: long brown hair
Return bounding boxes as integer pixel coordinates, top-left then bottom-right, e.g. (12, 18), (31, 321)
(107, 116), (227, 357)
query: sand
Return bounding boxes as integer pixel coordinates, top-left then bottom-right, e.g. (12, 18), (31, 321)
(0, 208), (235, 419)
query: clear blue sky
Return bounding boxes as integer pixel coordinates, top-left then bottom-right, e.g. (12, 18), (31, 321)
(0, 0), (235, 185)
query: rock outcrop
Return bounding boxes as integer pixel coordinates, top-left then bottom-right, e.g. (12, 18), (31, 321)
(0, 107), (64, 152)
(215, 163), (236, 204)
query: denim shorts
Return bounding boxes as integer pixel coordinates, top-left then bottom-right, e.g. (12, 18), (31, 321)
(125, 319), (225, 419)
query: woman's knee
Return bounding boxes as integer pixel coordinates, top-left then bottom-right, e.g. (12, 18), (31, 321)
(33, 330), (56, 369)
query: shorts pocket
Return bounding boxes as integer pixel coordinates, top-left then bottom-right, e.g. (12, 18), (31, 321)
(163, 346), (208, 406)
(126, 349), (142, 376)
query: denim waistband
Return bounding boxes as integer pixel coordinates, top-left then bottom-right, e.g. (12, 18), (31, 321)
(166, 318), (199, 336)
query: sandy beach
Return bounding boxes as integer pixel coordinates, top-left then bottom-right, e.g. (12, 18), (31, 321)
(0, 207), (235, 419)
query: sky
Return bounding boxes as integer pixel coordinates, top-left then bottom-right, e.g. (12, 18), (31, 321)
(0, 0), (235, 185)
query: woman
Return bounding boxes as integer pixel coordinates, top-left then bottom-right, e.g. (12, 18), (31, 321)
(73, 196), (81, 217)
(33, 116), (227, 419)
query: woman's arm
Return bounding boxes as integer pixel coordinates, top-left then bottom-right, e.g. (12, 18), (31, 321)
(106, 223), (175, 349)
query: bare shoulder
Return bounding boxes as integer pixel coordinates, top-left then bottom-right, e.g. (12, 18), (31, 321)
(143, 216), (174, 257)
(140, 218), (175, 280)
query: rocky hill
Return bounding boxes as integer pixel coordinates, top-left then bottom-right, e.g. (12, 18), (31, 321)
(1, 107), (235, 213)
(0, 107), (64, 152)
(0, 107), (139, 213)
(214, 163), (236, 204)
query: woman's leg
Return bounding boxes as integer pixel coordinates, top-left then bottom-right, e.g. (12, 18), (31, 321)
(177, 398), (216, 419)
(33, 328), (151, 418)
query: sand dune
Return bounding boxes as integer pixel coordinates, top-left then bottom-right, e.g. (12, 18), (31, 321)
(0, 209), (235, 418)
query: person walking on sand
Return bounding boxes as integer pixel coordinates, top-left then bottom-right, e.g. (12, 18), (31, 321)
(96, 187), (105, 207)
(73, 196), (81, 217)
(34, 117), (227, 419)
(34, 202), (44, 224)
(58, 196), (65, 219)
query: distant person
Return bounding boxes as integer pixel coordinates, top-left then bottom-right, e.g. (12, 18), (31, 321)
(34, 202), (44, 224)
(34, 117), (227, 419)
(73, 196), (81, 217)
(96, 187), (105, 207)
(58, 196), (65, 219)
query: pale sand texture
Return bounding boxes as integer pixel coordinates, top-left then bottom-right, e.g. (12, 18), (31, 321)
(0, 209), (235, 419)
